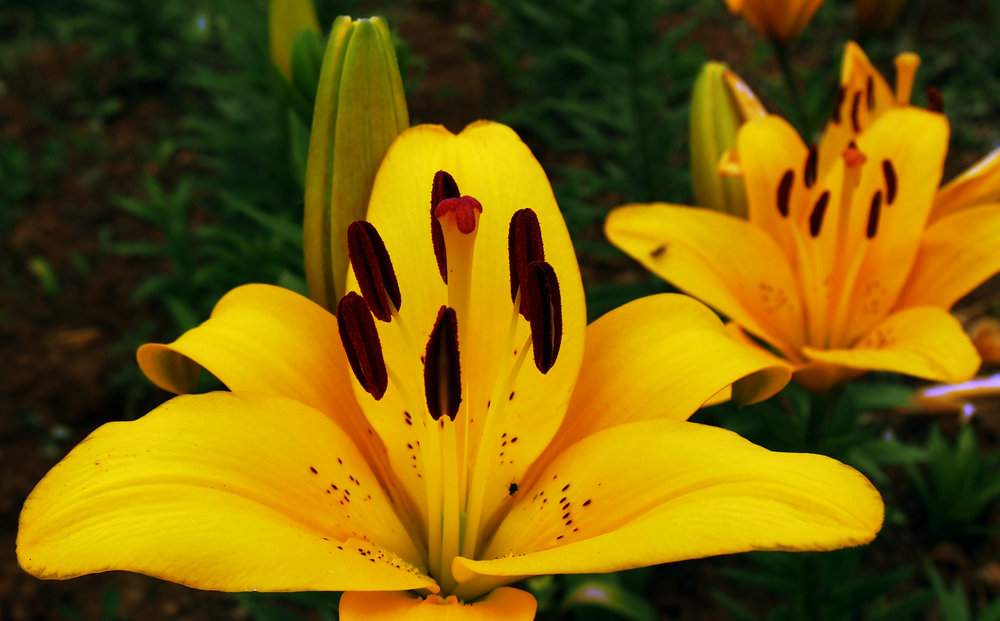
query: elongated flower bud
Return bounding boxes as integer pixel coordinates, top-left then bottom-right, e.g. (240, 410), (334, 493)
(304, 16), (410, 312)
(690, 62), (766, 218)
(268, 0), (321, 82)
(724, 0), (823, 43)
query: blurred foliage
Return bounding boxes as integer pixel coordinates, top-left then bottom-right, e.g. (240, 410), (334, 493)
(927, 563), (1000, 621)
(486, 0), (706, 319)
(715, 548), (932, 621)
(904, 424), (1000, 540)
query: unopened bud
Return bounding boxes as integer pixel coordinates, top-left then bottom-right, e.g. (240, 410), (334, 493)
(304, 16), (409, 312)
(690, 62), (766, 218)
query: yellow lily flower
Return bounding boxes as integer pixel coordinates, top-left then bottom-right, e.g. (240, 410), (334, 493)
(723, 0), (824, 43)
(824, 42), (1000, 223)
(608, 106), (997, 393)
(18, 122), (883, 618)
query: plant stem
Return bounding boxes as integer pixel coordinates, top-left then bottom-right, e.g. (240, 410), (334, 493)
(805, 386), (843, 450)
(773, 41), (813, 139)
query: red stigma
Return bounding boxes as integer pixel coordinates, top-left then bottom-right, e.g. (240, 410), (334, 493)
(435, 196), (483, 234)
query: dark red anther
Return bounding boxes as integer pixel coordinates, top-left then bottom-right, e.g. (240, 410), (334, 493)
(832, 85), (846, 124)
(882, 159), (898, 205)
(866, 190), (883, 239)
(337, 292), (388, 400)
(347, 221), (401, 322)
(850, 91), (862, 133)
(865, 75), (875, 112)
(508, 209), (545, 315)
(523, 261), (562, 374)
(803, 145), (818, 190)
(776, 169), (794, 218)
(431, 171), (461, 284)
(927, 86), (943, 113)
(809, 191), (831, 238)
(435, 196), (483, 234)
(424, 306), (462, 421)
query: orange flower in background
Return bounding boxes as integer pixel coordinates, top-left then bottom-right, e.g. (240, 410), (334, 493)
(608, 104), (1000, 392)
(723, 0), (824, 43)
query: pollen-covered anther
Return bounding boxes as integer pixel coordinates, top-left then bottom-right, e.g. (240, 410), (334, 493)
(776, 169), (794, 218)
(882, 159), (898, 205)
(809, 191), (831, 238)
(803, 145), (818, 189)
(347, 221), (401, 322)
(424, 306), (462, 421)
(523, 261), (563, 374)
(337, 292), (388, 400)
(866, 190), (883, 239)
(435, 196), (483, 235)
(850, 91), (862, 133)
(508, 208), (545, 317)
(430, 170), (461, 283)
(926, 86), (943, 113)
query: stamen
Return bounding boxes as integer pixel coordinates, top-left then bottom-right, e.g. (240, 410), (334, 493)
(424, 306), (462, 421)
(431, 171), (461, 283)
(508, 209), (545, 316)
(435, 196), (483, 235)
(337, 292), (388, 400)
(882, 159), (898, 205)
(832, 85), (846, 124)
(850, 91), (862, 133)
(809, 191), (830, 238)
(803, 145), (818, 189)
(866, 190), (883, 239)
(523, 261), (562, 373)
(776, 169), (794, 218)
(347, 221), (401, 322)
(865, 75), (875, 111)
(927, 86), (943, 113)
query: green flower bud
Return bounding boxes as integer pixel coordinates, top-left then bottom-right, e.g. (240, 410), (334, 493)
(689, 62), (765, 218)
(268, 0), (321, 82)
(304, 16), (409, 310)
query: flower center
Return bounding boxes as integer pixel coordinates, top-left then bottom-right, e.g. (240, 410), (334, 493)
(335, 170), (564, 595)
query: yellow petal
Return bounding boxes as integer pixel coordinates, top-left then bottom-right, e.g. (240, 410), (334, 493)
(137, 284), (376, 455)
(540, 294), (790, 458)
(18, 392), (433, 591)
(605, 203), (805, 356)
(354, 121), (586, 535)
(931, 146), (1000, 223)
(896, 204), (1000, 310)
(802, 307), (980, 384)
(737, 115), (809, 263)
(340, 587), (536, 621)
(455, 419), (882, 585)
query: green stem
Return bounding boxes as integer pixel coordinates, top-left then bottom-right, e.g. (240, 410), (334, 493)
(805, 386), (843, 450)
(773, 41), (814, 139)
